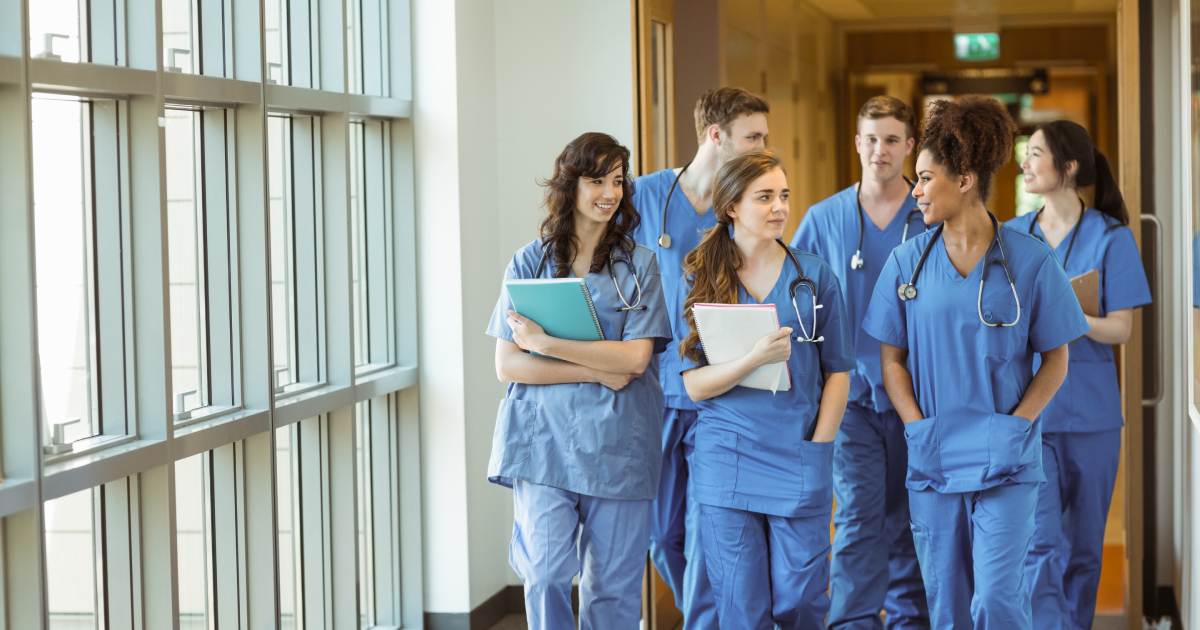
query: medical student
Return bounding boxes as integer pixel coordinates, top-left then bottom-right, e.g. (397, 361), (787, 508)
(862, 96), (1090, 629)
(631, 86), (769, 629)
(675, 148), (855, 628)
(1006, 121), (1150, 630)
(487, 132), (673, 630)
(790, 95), (929, 629)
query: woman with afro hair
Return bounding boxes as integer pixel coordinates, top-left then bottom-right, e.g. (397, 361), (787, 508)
(861, 96), (1090, 628)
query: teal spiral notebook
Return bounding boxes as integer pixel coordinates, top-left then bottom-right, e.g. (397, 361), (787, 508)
(504, 278), (607, 350)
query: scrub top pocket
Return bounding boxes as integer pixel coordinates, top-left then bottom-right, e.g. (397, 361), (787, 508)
(903, 416), (943, 491)
(693, 427), (739, 491)
(492, 398), (537, 465)
(798, 439), (835, 504)
(985, 413), (1043, 484)
(571, 399), (637, 482)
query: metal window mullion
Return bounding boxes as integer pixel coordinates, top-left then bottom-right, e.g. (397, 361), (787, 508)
(389, 119), (416, 368)
(312, 118), (326, 385)
(203, 108), (235, 408)
(0, 13), (49, 622)
(100, 475), (136, 629)
(380, 122), (394, 365)
(394, 390), (422, 627)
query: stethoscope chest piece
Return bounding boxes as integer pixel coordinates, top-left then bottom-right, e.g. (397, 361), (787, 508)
(658, 234), (672, 249)
(898, 283), (917, 301)
(850, 252), (864, 270)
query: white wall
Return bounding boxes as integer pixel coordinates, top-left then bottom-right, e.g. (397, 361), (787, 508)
(412, 0), (636, 613)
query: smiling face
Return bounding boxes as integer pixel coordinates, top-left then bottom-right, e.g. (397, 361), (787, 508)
(855, 116), (914, 183)
(1020, 129), (1075, 195)
(573, 163), (624, 227)
(726, 167), (790, 241)
(912, 150), (975, 225)
(716, 112), (770, 163)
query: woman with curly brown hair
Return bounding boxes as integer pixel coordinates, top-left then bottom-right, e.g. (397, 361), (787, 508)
(862, 97), (1090, 628)
(673, 148), (855, 628)
(485, 132), (672, 629)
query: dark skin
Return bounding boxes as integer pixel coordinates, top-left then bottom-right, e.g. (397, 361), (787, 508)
(882, 150), (1072, 424)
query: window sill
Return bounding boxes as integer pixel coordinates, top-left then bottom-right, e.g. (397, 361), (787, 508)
(354, 361), (395, 379)
(355, 364), (418, 401)
(43, 433), (137, 466)
(274, 383), (355, 427)
(174, 404), (241, 430)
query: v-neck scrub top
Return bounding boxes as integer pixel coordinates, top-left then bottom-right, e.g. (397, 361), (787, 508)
(791, 185), (924, 413)
(862, 226), (1090, 494)
(631, 168), (719, 411)
(1007, 209), (1151, 433)
(485, 239), (673, 501)
(674, 247), (856, 517)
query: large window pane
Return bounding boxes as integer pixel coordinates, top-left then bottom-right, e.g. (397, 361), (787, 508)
(162, 0), (198, 74)
(264, 0), (290, 84)
(166, 109), (210, 416)
(33, 97), (100, 446)
(269, 116), (298, 389)
(45, 488), (104, 629)
(176, 453), (214, 630)
(28, 0), (85, 63)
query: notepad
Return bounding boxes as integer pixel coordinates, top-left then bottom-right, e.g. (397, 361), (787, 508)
(504, 279), (606, 359)
(692, 303), (790, 394)
(1070, 269), (1100, 318)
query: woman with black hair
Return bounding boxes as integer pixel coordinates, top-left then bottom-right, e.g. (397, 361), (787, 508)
(1007, 121), (1151, 630)
(486, 132), (672, 629)
(862, 96), (1090, 628)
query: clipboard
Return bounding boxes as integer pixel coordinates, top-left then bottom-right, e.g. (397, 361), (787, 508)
(1070, 269), (1100, 317)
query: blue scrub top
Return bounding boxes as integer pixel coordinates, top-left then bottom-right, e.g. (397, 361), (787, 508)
(485, 238), (673, 501)
(1007, 209), (1151, 432)
(790, 185), (924, 413)
(674, 247), (856, 517)
(631, 168), (719, 411)
(863, 225), (1090, 494)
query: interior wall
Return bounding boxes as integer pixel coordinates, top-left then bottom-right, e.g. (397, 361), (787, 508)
(673, 0), (721, 165)
(412, 0), (637, 614)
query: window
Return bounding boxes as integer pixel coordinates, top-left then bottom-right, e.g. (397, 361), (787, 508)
(345, 0), (389, 95)
(356, 401), (377, 628)
(176, 453), (215, 629)
(45, 488), (105, 628)
(350, 121), (395, 370)
(165, 107), (237, 422)
(28, 0), (85, 63)
(269, 115), (325, 393)
(33, 95), (131, 453)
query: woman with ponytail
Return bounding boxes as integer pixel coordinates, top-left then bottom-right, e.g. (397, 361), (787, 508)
(863, 97), (1090, 628)
(1006, 121), (1151, 630)
(674, 148), (854, 627)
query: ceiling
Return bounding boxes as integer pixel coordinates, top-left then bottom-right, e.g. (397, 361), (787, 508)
(802, 0), (1118, 23)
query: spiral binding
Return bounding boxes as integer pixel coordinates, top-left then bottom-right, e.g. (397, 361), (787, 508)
(580, 283), (606, 341)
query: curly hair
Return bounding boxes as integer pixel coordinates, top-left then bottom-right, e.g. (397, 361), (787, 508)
(678, 148), (785, 364)
(918, 95), (1018, 202)
(538, 133), (640, 277)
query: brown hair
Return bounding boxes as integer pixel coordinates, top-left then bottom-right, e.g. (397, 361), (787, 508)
(694, 87), (770, 144)
(858, 95), (916, 139)
(918, 95), (1018, 203)
(538, 133), (639, 277)
(678, 148), (785, 364)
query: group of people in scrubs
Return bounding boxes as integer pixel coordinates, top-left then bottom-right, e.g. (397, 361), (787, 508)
(486, 85), (1150, 630)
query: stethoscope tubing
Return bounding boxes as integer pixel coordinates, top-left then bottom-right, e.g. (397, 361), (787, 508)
(1028, 198), (1086, 269)
(658, 162), (692, 249)
(853, 177), (922, 270)
(777, 239), (824, 343)
(535, 245), (647, 311)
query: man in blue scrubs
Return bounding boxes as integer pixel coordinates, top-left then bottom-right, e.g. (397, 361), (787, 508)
(790, 96), (929, 629)
(631, 86), (769, 628)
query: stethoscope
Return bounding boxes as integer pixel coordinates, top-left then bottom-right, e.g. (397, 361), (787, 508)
(535, 246), (647, 311)
(657, 161), (692, 248)
(776, 239), (824, 343)
(851, 177), (924, 270)
(1027, 198), (1085, 268)
(896, 211), (1021, 328)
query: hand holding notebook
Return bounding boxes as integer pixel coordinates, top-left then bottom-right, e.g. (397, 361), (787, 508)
(504, 278), (605, 359)
(692, 303), (791, 394)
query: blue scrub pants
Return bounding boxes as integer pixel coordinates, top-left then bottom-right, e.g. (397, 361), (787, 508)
(510, 480), (651, 630)
(1025, 428), (1121, 630)
(699, 503), (831, 629)
(649, 408), (718, 629)
(909, 483), (1038, 630)
(830, 404), (929, 629)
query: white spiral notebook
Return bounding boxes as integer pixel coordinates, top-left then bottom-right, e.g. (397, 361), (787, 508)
(692, 303), (790, 394)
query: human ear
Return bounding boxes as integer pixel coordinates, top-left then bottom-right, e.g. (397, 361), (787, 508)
(958, 171), (976, 196)
(904, 137), (916, 155)
(708, 124), (723, 147)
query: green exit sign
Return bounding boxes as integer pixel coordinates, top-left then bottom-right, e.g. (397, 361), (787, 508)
(954, 32), (1000, 61)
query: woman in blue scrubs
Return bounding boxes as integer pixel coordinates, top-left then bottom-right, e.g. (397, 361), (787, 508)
(487, 132), (672, 630)
(676, 148), (855, 629)
(1006, 121), (1151, 630)
(863, 96), (1090, 629)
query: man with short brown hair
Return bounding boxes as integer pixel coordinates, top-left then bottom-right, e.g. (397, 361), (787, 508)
(631, 86), (768, 630)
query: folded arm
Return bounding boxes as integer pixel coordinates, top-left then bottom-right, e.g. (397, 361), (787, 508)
(506, 310), (654, 374)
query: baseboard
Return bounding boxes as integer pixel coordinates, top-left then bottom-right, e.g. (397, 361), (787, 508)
(424, 584), (578, 630)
